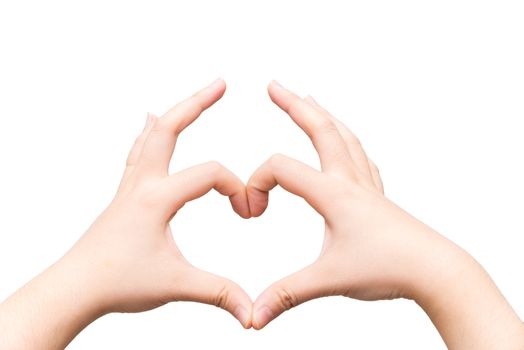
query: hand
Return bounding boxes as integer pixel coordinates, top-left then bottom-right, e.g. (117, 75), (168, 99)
(75, 78), (253, 319)
(247, 81), (524, 349)
(0, 78), (253, 350)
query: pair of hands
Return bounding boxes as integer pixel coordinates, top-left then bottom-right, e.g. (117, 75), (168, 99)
(74, 78), (394, 329)
(1, 79), (523, 350)
(77, 79), (392, 329)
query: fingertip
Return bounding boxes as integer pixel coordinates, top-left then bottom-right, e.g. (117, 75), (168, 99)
(237, 205), (252, 219)
(230, 287), (254, 329)
(271, 79), (284, 88)
(233, 305), (252, 329)
(246, 186), (269, 217)
(210, 77), (225, 87)
(238, 210), (252, 220)
(252, 305), (275, 330)
(267, 80), (283, 101)
(217, 77), (226, 91)
(233, 182), (252, 219)
(208, 77), (227, 99)
(229, 192), (252, 219)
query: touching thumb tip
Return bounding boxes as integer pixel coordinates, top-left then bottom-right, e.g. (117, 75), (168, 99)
(233, 305), (252, 329)
(253, 305), (275, 330)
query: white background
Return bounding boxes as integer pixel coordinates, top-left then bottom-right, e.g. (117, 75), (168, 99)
(1, 1), (523, 348)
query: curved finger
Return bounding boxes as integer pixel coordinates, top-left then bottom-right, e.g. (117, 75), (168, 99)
(246, 154), (330, 218)
(303, 95), (374, 183)
(252, 261), (333, 330)
(117, 113), (157, 193)
(158, 161), (250, 219)
(175, 266), (253, 329)
(137, 78), (227, 176)
(368, 159), (384, 194)
(267, 81), (354, 177)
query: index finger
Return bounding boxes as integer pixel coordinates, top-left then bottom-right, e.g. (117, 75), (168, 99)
(267, 81), (354, 177)
(137, 78), (227, 177)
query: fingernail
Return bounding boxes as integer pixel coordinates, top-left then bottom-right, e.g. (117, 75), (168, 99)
(233, 306), (250, 328)
(271, 80), (284, 89)
(254, 305), (274, 329)
(209, 77), (223, 87)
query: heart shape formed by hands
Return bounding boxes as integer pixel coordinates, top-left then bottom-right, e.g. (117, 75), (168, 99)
(3, 75), (521, 350)
(76, 78), (414, 334)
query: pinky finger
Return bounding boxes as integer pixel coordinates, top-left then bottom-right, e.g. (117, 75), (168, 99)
(368, 159), (384, 194)
(117, 113), (157, 193)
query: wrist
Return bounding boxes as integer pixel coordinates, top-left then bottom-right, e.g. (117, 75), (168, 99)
(0, 251), (107, 349)
(51, 251), (110, 319)
(403, 224), (524, 349)
(403, 227), (474, 304)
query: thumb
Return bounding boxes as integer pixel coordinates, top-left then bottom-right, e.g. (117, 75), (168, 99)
(252, 261), (332, 330)
(175, 266), (253, 329)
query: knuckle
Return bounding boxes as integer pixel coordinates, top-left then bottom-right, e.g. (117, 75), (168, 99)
(268, 153), (286, 169)
(205, 160), (224, 175)
(308, 117), (339, 141)
(287, 98), (303, 117)
(329, 179), (357, 202)
(214, 284), (231, 309)
(275, 286), (298, 311)
(189, 100), (204, 117)
(348, 133), (362, 146)
(152, 118), (181, 136)
(182, 97), (204, 118)
(315, 117), (338, 134)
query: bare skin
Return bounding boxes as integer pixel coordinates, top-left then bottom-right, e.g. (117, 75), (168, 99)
(0, 78), (253, 350)
(247, 81), (524, 349)
(0, 79), (522, 349)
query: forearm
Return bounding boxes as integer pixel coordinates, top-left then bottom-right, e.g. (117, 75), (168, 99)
(406, 222), (524, 349)
(0, 254), (106, 350)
